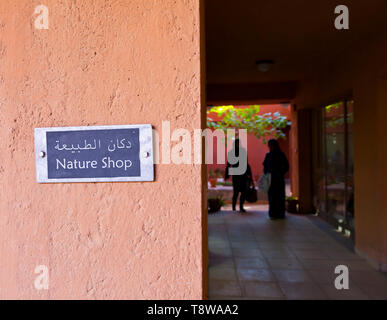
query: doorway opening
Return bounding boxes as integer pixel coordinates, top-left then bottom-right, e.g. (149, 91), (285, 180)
(206, 103), (292, 214)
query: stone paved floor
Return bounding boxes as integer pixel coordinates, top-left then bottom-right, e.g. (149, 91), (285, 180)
(208, 205), (387, 300)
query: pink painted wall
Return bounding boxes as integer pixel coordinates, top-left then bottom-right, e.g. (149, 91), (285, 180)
(0, 0), (206, 299)
(208, 105), (291, 181)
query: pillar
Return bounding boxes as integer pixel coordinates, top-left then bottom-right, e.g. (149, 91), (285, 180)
(0, 0), (206, 299)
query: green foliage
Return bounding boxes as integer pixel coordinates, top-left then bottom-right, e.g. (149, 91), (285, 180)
(216, 181), (233, 187)
(286, 196), (299, 201)
(208, 196), (226, 213)
(208, 196), (226, 207)
(325, 102), (354, 128)
(207, 105), (291, 143)
(325, 103), (341, 113)
(208, 168), (223, 178)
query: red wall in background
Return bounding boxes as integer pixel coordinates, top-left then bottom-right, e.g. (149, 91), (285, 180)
(207, 104), (291, 182)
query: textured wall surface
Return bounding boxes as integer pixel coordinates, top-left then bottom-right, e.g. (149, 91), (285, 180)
(0, 0), (206, 299)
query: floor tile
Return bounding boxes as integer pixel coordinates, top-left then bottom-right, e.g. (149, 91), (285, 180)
(257, 242), (288, 250)
(357, 284), (387, 300)
(307, 269), (336, 284)
(279, 282), (328, 300)
(209, 280), (242, 297)
(292, 249), (329, 259)
(261, 249), (295, 259)
(299, 259), (337, 270)
(208, 238), (230, 246)
(208, 205), (387, 300)
(242, 281), (284, 299)
(209, 246), (233, 259)
(232, 248), (263, 258)
(237, 269), (276, 282)
(350, 270), (387, 286)
(266, 257), (304, 270)
(209, 241), (231, 249)
(273, 269), (313, 283)
(209, 258), (235, 268)
(230, 241), (259, 249)
(287, 242), (318, 250)
(331, 260), (375, 271)
(209, 296), (255, 300)
(320, 250), (361, 261)
(209, 266), (238, 281)
(236, 257), (268, 269)
(320, 283), (369, 300)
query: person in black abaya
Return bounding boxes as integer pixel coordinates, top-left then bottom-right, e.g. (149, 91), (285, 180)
(263, 139), (289, 219)
(225, 139), (252, 213)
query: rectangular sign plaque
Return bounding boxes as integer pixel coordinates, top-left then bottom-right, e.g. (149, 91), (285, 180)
(35, 124), (154, 183)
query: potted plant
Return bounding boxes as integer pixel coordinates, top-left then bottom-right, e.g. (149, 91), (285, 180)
(286, 195), (299, 213)
(208, 196), (226, 213)
(214, 168), (223, 181)
(208, 169), (222, 188)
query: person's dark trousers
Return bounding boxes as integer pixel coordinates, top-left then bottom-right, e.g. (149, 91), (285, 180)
(232, 179), (247, 211)
(268, 175), (286, 219)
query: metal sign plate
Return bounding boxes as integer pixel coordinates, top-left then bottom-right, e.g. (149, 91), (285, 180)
(34, 124), (154, 183)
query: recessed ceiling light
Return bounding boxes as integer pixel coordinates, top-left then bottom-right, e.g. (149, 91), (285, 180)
(256, 59), (274, 72)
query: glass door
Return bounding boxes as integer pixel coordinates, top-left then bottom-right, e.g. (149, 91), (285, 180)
(324, 102), (346, 228)
(345, 100), (355, 236)
(313, 100), (355, 239)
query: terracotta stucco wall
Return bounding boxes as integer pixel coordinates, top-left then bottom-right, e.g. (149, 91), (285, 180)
(0, 0), (206, 299)
(376, 78), (387, 271)
(295, 27), (387, 270)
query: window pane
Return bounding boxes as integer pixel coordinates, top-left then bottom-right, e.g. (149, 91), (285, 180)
(346, 100), (355, 230)
(324, 102), (346, 225)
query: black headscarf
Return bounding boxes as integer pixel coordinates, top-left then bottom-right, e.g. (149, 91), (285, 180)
(264, 139), (289, 176)
(268, 139), (281, 152)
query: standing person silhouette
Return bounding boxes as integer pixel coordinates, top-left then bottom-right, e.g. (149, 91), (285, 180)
(263, 139), (289, 219)
(225, 139), (252, 213)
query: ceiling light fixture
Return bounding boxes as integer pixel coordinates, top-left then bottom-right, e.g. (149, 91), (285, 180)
(256, 59), (274, 72)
